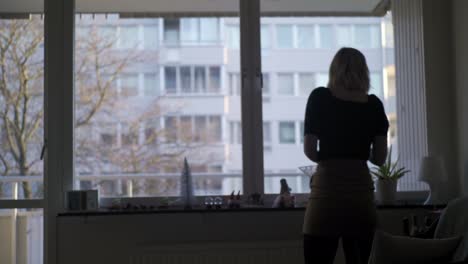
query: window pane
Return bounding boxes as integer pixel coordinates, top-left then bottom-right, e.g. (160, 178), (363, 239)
(180, 66), (192, 93)
(120, 73), (139, 97)
(263, 122), (271, 144)
(276, 25), (293, 48)
(200, 18), (219, 42)
(208, 116), (222, 142)
(261, 25), (271, 49)
(0, 16), (44, 199)
(165, 67), (177, 94)
(75, 13), (243, 198)
(194, 116), (206, 142)
(180, 116), (193, 142)
(229, 73), (240, 95)
(277, 73), (294, 95)
(144, 73), (159, 96)
(260, 14), (412, 194)
(120, 26), (139, 49)
(297, 25), (315, 49)
(318, 25), (333, 48)
(121, 122), (138, 146)
(226, 25), (240, 49)
(263, 73), (270, 95)
(143, 25), (158, 49)
(194, 67), (206, 93)
(208, 67), (221, 93)
(181, 18), (199, 43)
(165, 117), (177, 142)
(164, 19), (180, 45)
(299, 73), (315, 96)
(337, 25), (352, 47)
(0, 209), (43, 264)
(144, 119), (159, 145)
(99, 26), (117, 48)
(354, 25), (372, 49)
(279, 122), (296, 144)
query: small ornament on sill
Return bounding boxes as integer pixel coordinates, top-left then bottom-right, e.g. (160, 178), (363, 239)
(272, 178), (295, 208)
(228, 190), (241, 209)
(179, 157), (195, 210)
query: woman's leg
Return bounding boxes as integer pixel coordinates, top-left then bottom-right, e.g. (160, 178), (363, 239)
(341, 233), (374, 264)
(303, 234), (339, 264)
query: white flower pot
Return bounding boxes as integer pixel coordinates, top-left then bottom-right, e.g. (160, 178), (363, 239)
(376, 179), (398, 204)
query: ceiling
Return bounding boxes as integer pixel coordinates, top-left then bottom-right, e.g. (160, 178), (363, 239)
(0, 0), (389, 16)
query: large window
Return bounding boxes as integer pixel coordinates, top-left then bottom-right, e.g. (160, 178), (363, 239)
(261, 15), (404, 193)
(0, 15), (44, 264)
(74, 14), (240, 198)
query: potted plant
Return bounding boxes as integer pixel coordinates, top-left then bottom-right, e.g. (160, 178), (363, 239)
(371, 147), (410, 204)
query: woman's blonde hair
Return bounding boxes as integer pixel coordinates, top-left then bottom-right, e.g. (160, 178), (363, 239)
(328, 47), (370, 93)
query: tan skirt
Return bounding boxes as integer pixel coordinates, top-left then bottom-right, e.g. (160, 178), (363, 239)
(303, 160), (377, 236)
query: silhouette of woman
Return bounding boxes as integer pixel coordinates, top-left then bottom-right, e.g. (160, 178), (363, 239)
(302, 47), (389, 264)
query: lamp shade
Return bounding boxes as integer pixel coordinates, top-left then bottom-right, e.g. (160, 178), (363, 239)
(418, 156), (447, 183)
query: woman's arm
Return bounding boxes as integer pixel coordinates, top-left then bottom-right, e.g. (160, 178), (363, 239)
(304, 134), (319, 163)
(370, 135), (388, 166)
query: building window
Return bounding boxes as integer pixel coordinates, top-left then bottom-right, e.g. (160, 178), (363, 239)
(164, 67), (177, 94)
(297, 25), (315, 49)
(318, 24), (333, 49)
(354, 24), (381, 49)
(180, 18), (220, 44)
(121, 122), (139, 146)
(208, 116), (222, 142)
(298, 73), (315, 96)
(337, 25), (352, 47)
(164, 19), (180, 45)
(261, 25), (271, 49)
(119, 26), (139, 49)
(194, 66), (206, 93)
(180, 66), (192, 93)
(143, 25), (158, 49)
(229, 121), (242, 144)
(263, 122), (271, 145)
(100, 123), (118, 146)
(144, 73), (159, 96)
(263, 73), (270, 95)
(99, 26), (117, 49)
(277, 73), (295, 95)
(279, 122), (296, 144)
(144, 119), (159, 144)
(120, 73), (139, 97)
(208, 67), (221, 93)
(164, 116), (178, 142)
(276, 25), (294, 48)
(200, 18), (219, 43)
(226, 25), (240, 49)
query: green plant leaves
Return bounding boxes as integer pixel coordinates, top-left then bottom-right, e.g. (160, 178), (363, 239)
(370, 146), (410, 180)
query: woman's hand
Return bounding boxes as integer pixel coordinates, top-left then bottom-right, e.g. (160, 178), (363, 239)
(370, 135), (388, 166)
(304, 134), (319, 162)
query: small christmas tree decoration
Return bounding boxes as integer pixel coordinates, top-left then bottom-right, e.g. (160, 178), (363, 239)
(180, 157), (195, 209)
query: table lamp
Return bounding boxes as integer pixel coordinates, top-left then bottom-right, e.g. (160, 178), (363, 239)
(418, 156), (447, 205)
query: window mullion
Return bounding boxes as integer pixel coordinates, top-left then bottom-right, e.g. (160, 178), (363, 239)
(240, 0), (264, 195)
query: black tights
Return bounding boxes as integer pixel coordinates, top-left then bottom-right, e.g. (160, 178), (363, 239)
(303, 234), (374, 264)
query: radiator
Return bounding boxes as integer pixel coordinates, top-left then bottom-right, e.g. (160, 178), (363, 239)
(130, 240), (303, 264)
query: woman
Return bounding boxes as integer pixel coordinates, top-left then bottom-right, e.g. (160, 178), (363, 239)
(302, 47), (389, 264)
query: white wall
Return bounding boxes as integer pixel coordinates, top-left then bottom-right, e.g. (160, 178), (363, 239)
(422, 0), (458, 201)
